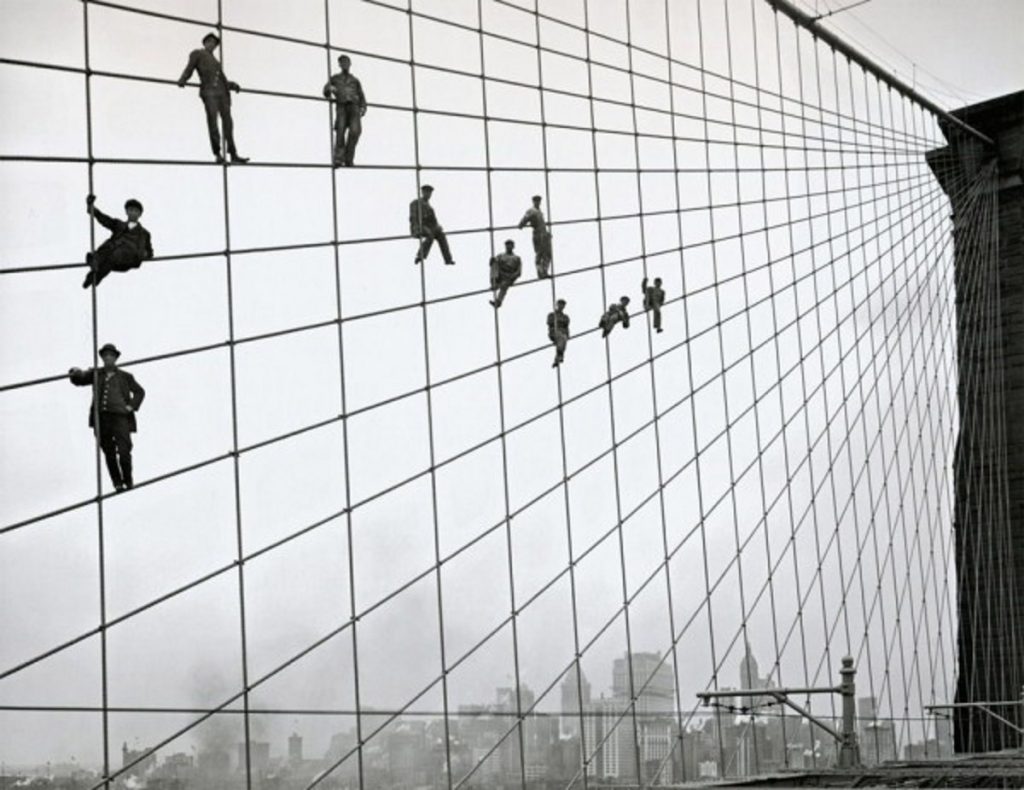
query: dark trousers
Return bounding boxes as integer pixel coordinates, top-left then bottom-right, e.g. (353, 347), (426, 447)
(333, 103), (362, 166)
(97, 412), (133, 489)
(533, 231), (552, 277)
(648, 304), (662, 330)
(83, 249), (139, 287)
(549, 330), (568, 362)
(416, 225), (453, 264)
(202, 92), (237, 157)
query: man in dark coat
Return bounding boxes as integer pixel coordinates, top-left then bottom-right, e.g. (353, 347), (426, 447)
(518, 194), (553, 277)
(599, 296), (631, 338)
(323, 54), (367, 167)
(69, 343), (146, 492)
(547, 298), (570, 367)
(489, 239), (522, 308)
(409, 184), (454, 265)
(83, 195), (154, 289)
(642, 276), (665, 333)
(177, 32), (249, 164)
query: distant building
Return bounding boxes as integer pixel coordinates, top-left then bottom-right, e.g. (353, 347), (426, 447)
(288, 732), (303, 763)
(121, 741), (157, 778)
(559, 669), (592, 739)
(236, 741), (270, 775)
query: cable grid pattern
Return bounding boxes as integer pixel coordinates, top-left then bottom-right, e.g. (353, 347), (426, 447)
(0, 0), (1005, 787)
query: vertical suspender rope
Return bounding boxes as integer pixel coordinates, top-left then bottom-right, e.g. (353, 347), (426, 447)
(81, 2), (111, 786)
(404, 5), (454, 785)
(322, 5), (366, 787)
(622, 1), (688, 782)
(476, 4), (529, 786)
(746, 0), (792, 766)
(526, 5), (592, 787)
(665, 0), (728, 775)
(580, 3), (644, 785)
(716, 2), (761, 771)
(214, 6), (254, 787)
(768, 7), (818, 769)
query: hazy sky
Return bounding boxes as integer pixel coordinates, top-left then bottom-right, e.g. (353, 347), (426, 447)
(0, 0), (1006, 780)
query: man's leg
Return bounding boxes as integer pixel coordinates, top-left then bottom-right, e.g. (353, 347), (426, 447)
(535, 233), (552, 277)
(98, 416), (124, 490)
(654, 305), (662, 332)
(344, 105), (362, 166)
(202, 95), (222, 158)
(493, 281), (509, 307)
(112, 416), (134, 489)
(434, 227), (454, 265)
(332, 115), (346, 166)
(219, 95), (238, 157)
(83, 253), (113, 288)
(417, 232), (435, 262)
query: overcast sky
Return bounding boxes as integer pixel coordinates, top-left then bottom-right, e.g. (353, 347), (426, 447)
(0, 0), (1012, 778)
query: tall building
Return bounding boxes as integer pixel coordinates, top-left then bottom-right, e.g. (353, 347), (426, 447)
(612, 652), (674, 714)
(288, 732), (303, 763)
(560, 669), (592, 738)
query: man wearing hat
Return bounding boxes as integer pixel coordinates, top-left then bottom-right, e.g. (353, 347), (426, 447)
(323, 54), (367, 167)
(409, 184), (455, 265)
(641, 276), (665, 333)
(69, 344), (146, 492)
(82, 194), (154, 289)
(546, 298), (570, 367)
(599, 296), (631, 338)
(518, 194), (553, 278)
(177, 32), (249, 164)
(489, 239), (522, 308)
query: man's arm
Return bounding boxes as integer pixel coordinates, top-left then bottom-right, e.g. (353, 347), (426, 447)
(126, 373), (146, 412)
(142, 229), (154, 261)
(323, 76), (335, 99)
(356, 77), (367, 114)
(513, 256), (522, 280)
(68, 367), (95, 386)
(517, 210), (530, 230)
(177, 50), (199, 87)
(90, 205), (121, 233)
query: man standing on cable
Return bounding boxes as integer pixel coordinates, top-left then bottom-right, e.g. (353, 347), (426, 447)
(547, 298), (570, 367)
(518, 194), (553, 278)
(69, 344), (146, 493)
(599, 296), (631, 338)
(409, 184), (455, 265)
(82, 194), (153, 289)
(641, 276), (665, 333)
(489, 239), (522, 308)
(177, 32), (249, 164)
(323, 54), (367, 167)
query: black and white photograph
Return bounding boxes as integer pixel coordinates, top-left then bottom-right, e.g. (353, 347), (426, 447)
(2, 0), (1023, 787)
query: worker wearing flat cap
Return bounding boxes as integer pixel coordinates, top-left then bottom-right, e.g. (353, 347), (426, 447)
(82, 194), (154, 289)
(547, 298), (570, 367)
(177, 32), (249, 164)
(599, 296), (631, 338)
(323, 54), (367, 167)
(518, 194), (553, 278)
(69, 344), (146, 493)
(641, 276), (665, 333)
(409, 184), (455, 265)
(489, 239), (522, 308)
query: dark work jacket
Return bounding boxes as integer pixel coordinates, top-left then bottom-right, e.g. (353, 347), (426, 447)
(409, 197), (440, 236)
(69, 367), (145, 432)
(93, 208), (154, 266)
(179, 48), (235, 98)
